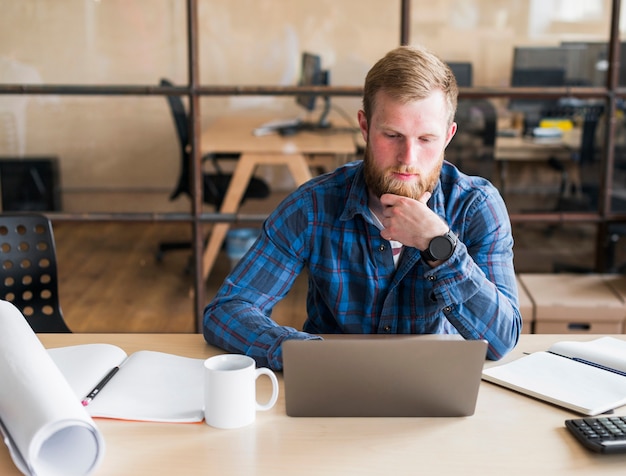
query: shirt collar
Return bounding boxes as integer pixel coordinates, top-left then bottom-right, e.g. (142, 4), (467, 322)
(339, 163), (372, 224)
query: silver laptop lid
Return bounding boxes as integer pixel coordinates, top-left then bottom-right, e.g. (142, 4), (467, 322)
(282, 335), (487, 417)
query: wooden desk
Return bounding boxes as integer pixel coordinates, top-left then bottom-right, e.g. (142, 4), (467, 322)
(2, 333), (624, 476)
(494, 129), (582, 196)
(200, 115), (357, 281)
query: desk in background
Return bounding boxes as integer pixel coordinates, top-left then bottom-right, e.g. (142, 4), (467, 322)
(200, 115), (357, 281)
(3, 333), (623, 476)
(494, 129), (582, 197)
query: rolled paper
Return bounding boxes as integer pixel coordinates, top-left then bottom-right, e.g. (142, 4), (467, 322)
(0, 300), (105, 476)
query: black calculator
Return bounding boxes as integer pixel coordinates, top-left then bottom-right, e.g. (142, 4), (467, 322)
(565, 416), (626, 454)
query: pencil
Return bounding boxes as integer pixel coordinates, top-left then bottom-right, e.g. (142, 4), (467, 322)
(81, 366), (120, 406)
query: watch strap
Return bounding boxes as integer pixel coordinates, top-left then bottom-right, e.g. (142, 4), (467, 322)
(421, 246), (437, 262)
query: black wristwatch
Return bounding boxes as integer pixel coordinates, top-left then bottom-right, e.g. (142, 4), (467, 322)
(421, 230), (457, 262)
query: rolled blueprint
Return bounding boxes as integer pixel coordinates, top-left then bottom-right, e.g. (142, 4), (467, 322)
(0, 300), (104, 476)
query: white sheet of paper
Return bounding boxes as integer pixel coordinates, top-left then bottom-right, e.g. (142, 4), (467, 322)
(86, 350), (205, 423)
(548, 337), (626, 374)
(483, 351), (626, 415)
(47, 344), (128, 399)
(48, 344), (205, 423)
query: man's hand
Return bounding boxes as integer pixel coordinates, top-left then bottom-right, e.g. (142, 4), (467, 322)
(378, 192), (449, 250)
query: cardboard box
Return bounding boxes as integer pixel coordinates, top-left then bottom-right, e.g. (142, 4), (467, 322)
(533, 321), (622, 334)
(516, 275), (534, 334)
(602, 274), (626, 309)
(518, 273), (625, 334)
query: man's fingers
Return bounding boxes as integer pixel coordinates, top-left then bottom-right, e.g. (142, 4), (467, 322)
(418, 191), (432, 204)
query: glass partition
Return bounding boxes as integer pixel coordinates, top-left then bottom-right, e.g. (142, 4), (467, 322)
(0, 1), (188, 85)
(0, 94), (190, 214)
(3, 0), (626, 325)
(446, 93), (603, 216)
(409, 0), (611, 88)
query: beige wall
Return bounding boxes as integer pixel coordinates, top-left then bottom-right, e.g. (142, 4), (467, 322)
(0, 0), (616, 212)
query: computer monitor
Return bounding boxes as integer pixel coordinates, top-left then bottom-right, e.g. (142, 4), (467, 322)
(561, 41), (626, 87)
(447, 62), (473, 87)
(508, 46), (575, 133)
(509, 67), (566, 118)
(560, 41), (608, 86)
(295, 52), (331, 129)
(511, 67), (566, 87)
(512, 45), (586, 84)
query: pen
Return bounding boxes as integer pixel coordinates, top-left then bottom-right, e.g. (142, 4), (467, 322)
(81, 366), (120, 406)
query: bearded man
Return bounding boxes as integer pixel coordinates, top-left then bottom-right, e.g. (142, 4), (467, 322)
(203, 45), (521, 371)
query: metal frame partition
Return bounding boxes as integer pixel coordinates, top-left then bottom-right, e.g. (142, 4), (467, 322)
(1, 0), (625, 330)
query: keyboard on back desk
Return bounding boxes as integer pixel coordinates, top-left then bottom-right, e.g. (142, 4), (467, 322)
(565, 416), (626, 454)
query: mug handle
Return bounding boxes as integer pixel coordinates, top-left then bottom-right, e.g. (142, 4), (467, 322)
(255, 368), (279, 411)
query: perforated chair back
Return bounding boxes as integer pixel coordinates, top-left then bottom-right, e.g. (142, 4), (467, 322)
(0, 213), (71, 332)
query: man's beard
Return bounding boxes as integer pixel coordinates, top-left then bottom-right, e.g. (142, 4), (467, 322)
(362, 143), (442, 200)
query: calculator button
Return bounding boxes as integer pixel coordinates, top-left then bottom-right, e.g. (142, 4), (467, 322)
(565, 416), (626, 454)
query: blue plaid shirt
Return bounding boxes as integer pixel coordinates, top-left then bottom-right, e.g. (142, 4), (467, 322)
(203, 161), (521, 370)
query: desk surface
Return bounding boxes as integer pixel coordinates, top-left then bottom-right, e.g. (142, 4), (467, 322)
(201, 115), (358, 155)
(495, 129), (582, 161)
(199, 115), (358, 284)
(3, 333), (625, 476)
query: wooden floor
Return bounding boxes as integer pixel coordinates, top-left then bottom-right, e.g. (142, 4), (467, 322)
(50, 192), (606, 334)
(54, 220), (309, 334)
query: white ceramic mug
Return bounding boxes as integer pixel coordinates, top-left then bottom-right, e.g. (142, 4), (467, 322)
(204, 354), (279, 429)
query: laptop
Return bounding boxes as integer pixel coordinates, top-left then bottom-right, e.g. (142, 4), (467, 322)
(282, 335), (488, 417)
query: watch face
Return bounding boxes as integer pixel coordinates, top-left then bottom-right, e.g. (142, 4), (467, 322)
(429, 235), (454, 260)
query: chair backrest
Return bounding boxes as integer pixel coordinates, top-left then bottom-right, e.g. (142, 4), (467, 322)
(579, 104), (604, 165)
(462, 98), (497, 149)
(446, 99), (497, 165)
(160, 78), (268, 209)
(0, 213), (71, 332)
(161, 78), (192, 201)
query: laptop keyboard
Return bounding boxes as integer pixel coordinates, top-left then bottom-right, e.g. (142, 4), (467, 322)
(565, 416), (626, 453)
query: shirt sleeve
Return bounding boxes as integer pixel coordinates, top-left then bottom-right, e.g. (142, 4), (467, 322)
(425, 185), (522, 360)
(203, 192), (320, 371)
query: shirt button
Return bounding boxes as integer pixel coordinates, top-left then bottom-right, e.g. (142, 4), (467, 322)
(428, 275), (436, 281)
(379, 244), (385, 252)
(443, 306), (452, 313)
(383, 325), (391, 332)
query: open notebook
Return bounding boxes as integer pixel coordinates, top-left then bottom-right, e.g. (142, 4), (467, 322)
(282, 335), (488, 417)
(482, 336), (626, 416)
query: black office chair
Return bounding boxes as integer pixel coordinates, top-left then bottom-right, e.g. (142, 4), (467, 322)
(546, 103), (604, 212)
(448, 98), (497, 178)
(0, 213), (71, 332)
(156, 79), (270, 263)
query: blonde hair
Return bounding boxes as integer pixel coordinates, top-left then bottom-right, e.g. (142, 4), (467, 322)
(362, 45), (458, 126)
